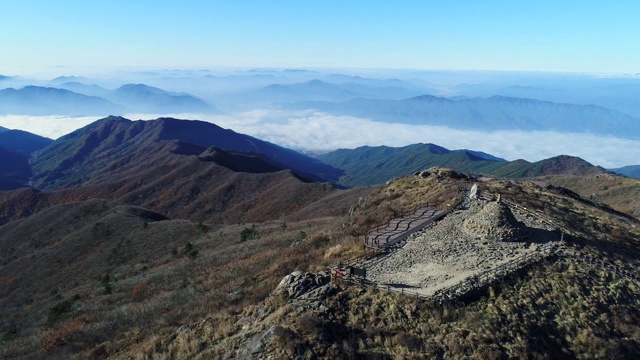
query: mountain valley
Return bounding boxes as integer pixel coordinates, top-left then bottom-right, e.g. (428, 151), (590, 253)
(1, 75), (639, 360)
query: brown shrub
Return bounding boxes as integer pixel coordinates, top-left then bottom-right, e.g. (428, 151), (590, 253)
(41, 315), (89, 352)
(393, 331), (422, 350)
(297, 313), (321, 334)
(131, 281), (150, 302)
(273, 325), (299, 355)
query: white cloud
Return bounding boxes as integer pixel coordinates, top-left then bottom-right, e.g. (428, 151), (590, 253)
(185, 110), (640, 169)
(0, 114), (102, 139)
(1, 110), (638, 169)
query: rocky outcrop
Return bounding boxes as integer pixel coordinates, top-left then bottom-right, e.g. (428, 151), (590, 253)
(235, 325), (276, 360)
(418, 167), (470, 180)
(275, 271), (330, 299)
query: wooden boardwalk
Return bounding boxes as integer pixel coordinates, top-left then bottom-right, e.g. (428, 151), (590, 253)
(364, 206), (449, 249)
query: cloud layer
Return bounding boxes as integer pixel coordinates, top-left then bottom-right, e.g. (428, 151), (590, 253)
(1, 110), (638, 169)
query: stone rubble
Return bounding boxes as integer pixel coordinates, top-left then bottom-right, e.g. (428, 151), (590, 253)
(363, 198), (560, 295)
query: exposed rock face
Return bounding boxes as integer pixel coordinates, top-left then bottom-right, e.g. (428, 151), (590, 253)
(462, 201), (527, 241)
(235, 325), (275, 360)
(469, 183), (479, 199)
(419, 167), (470, 180)
(275, 271), (330, 299)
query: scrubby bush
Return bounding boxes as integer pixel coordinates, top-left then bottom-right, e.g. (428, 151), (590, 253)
(239, 225), (259, 242)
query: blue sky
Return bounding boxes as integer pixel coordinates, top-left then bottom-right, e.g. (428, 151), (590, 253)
(1, 1), (639, 74)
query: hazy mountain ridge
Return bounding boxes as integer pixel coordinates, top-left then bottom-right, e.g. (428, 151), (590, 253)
(109, 84), (215, 113)
(218, 79), (427, 107)
(287, 94), (640, 138)
(0, 86), (124, 115)
(57, 81), (111, 97)
(610, 165), (640, 178)
(454, 80), (640, 117)
(0, 83), (216, 116)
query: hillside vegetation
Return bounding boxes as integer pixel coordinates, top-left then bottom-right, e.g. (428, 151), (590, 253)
(541, 173), (640, 218)
(112, 170), (640, 359)
(318, 144), (605, 187)
(0, 167), (638, 358)
(0, 195), (369, 359)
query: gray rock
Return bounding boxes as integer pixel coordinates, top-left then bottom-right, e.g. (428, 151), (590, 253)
(176, 325), (191, 332)
(235, 325), (275, 360)
(227, 290), (244, 302)
(275, 271), (330, 299)
(469, 183), (479, 199)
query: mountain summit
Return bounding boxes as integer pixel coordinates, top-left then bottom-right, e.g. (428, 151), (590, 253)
(30, 116), (343, 189)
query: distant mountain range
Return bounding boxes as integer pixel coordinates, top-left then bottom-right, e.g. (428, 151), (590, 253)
(0, 84), (216, 115)
(453, 81), (640, 118)
(107, 84), (214, 113)
(610, 165), (640, 178)
(287, 95), (640, 139)
(0, 86), (124, 116)
(318, 143), (606, 187)
(218, 79), (426, 107)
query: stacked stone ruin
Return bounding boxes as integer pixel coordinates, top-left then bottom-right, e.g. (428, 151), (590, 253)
(462, 201), (528, 241)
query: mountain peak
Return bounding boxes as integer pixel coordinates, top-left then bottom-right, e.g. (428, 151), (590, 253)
(304, 79), (330, 86)
(533, 155), (605, 176)
(30, 116), (343, 190)
(406, 94), (451, 102)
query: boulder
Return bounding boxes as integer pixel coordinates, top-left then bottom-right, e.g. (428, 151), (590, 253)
(275, 271), (330, 299)
(469, 183), (479, 200)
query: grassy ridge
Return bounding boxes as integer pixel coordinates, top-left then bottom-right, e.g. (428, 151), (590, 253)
(319, 144), (605, 187)
(261, 256), (640, 359)
(2, 169), (639, 358)
(0, 198), (364, 359)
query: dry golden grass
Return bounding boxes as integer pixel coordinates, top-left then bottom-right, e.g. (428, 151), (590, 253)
(478, 179), (640, 256)
(257, 256), (639, 359)
(346, 169), (469, 239)
(0, 199), (359, 359)
(2, 168), (639, 359)
(540, 173), (640, 218)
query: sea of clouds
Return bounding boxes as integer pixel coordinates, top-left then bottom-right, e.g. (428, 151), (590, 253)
(1, 110), (638, 169)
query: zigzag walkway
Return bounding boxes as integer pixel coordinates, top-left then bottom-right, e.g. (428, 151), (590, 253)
(365, 205), (449, 249)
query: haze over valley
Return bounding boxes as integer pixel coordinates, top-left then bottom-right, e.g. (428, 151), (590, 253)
(2, 68), (640, 170)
